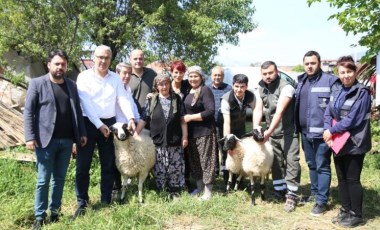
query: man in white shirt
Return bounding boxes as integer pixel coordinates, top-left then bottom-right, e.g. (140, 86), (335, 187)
(256, 61), (301, 213)
(73, 45), (136, 219)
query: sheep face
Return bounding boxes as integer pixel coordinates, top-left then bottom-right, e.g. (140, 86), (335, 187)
(110, 122), (131, 141)
(252, 128), (265, 142)
(218, 134), (238, 151)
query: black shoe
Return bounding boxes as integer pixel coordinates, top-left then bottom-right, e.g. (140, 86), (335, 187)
(310, 203), (327, 216)
(50, 213), (59, 223)
(272, 190), (286, 202)
(332, 207), (349, 224)
(339, 210), (364, 227)
(71, 207), (86, 221)
(32, 219), (44, 230)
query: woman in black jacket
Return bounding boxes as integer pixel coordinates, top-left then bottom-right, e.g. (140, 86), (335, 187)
(135, 74), (188, 197)
(323, 56), (371, 228)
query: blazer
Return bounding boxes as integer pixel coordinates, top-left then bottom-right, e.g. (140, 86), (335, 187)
(24, 74), (87, 148)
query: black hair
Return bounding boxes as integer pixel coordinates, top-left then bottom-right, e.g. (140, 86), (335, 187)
(303, 50), (320, 63)
(232, 74), (248, 85)
(47, 50), (69, 63)
(261, 61), (278, 70)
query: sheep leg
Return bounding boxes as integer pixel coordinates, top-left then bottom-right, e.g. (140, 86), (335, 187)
(234, 173), (244, 191)
(260, 176), (266, 201)
(226, 171), (233, 192)
(249, 174), (256, 205)
(121, 176), (129, 202)
(138, 171), (150, 204)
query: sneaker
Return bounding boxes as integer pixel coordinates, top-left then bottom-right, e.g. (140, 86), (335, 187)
(284, 194), (299, 212)
(339, 210), (364, 227)
(71, 207), (86, 221)
(32, 219), (44, 230)
(332, 207), (349, 224)
(310, 203), (327, 216)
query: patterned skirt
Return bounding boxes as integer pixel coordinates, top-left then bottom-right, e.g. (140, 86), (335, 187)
(187, 133), (218, 184)
(154, 146), (185, 191)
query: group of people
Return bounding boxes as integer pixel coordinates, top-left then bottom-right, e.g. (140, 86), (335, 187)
(24, 45), (371, 229)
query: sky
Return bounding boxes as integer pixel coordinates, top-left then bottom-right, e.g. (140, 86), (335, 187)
(215, 0), (366, 67)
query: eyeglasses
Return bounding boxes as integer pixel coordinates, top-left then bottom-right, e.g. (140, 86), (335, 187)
(95, 55), (111, 60)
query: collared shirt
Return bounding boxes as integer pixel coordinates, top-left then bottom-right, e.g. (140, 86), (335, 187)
(208, 82), (232, 120)
(115, 85), (140, 123)
(77, 68), (135, 129)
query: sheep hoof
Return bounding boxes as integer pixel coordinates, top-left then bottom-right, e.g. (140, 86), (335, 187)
(251, 196), (256, 206)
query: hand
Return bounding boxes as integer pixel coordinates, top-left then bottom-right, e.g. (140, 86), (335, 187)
(80, 136), (87, 147)
(323, 130), (332, 143)
(128, 119), (136, 134)
(26, 140), (38, 151)
(182, 115), (192, 123)
(182, 138), (188, 148)
(146, 93), (154, 100)
(263, 129), (271, 143)
(72, 144), (77, 159)
(99, 125), (110, 138)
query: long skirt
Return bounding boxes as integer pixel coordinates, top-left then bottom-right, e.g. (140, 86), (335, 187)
(154, 146), (185, 191)
(187, 133), (218, 185)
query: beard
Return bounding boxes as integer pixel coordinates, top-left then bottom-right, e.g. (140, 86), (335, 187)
(51, 70), (65, 80)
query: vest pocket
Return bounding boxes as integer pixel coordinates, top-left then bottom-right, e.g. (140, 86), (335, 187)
(318, 96), (330, 109)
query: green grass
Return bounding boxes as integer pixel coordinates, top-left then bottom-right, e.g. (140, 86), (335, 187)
(1, 152), (380, 229)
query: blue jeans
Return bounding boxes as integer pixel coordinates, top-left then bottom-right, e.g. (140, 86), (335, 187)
(301, 133), (332, 205)
(75, 117), (115, 207)
(34, 138), (73, 220)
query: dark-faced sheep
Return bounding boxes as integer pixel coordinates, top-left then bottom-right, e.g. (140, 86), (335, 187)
(109, 122), (155, 203)
(220, 129), (274, 205)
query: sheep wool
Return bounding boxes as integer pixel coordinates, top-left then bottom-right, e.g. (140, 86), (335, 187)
(111, 124), (156, 203)
(242, 139), (273, 178)
(114, 130), (155, 178)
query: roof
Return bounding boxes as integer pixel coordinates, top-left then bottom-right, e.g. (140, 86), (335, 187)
(0, 102), (24, 149)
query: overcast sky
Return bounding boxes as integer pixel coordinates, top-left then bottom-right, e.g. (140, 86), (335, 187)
(215, 0), (366, 66)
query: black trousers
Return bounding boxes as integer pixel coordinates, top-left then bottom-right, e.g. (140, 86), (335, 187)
(334, 154), (365, 216)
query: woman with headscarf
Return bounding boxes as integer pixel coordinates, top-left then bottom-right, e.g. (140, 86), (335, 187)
(182, 66), (218, 200)
(135, 74), (188, 198)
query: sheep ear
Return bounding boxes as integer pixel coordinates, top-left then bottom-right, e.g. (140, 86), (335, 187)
(217, 137), (225, 145)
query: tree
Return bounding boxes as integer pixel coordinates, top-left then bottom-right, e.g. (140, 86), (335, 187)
(307, 0), (380, 62)
(292, 64), (304, 72)
(0, 0), (257, 74)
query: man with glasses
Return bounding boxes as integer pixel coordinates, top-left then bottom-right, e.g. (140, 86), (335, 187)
(73, 45), (136, 219)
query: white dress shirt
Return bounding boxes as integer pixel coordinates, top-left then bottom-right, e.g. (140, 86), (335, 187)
(115, 86), (140, 123)
(77, 68), (135, 129)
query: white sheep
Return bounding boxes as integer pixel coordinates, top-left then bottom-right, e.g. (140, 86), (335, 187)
(219, 134), (245, 192)
(109, 122), (156, 203)
(220, 129), (274, 205)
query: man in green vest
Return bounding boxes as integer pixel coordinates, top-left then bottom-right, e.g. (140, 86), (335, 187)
(257, 61), (301, 212)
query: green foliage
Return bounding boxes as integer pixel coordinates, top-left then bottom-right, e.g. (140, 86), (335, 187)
(307, 0), (380, 62)
(292, 64), (304, 72)
(370, 120), (380, 153)
(0, 0), (256, 71)
(364, 153), (380, 170)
